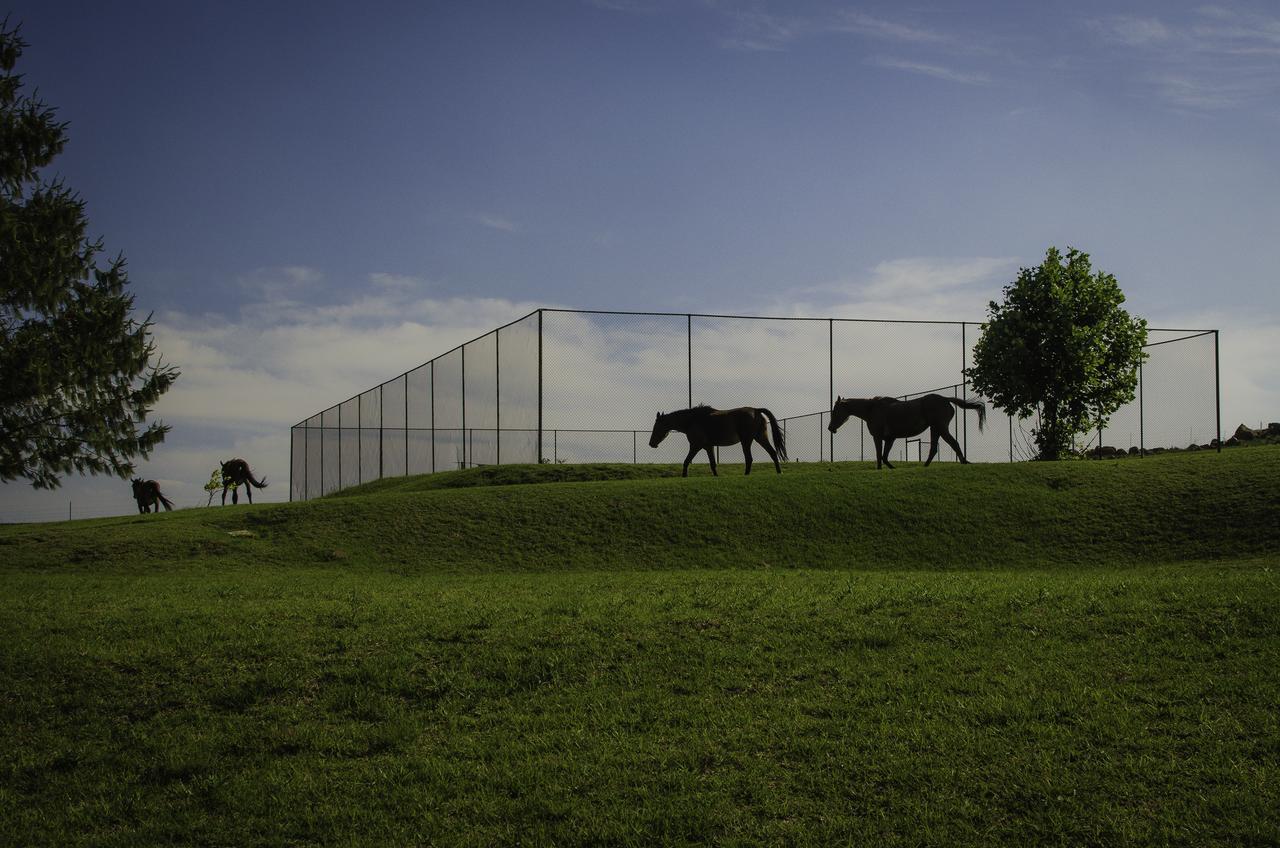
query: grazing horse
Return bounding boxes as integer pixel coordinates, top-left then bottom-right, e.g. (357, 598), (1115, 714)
(828, 394), (986, 469)
(649, 405), (788, 477)
(131, 478), (174, 513)
(220, 458), (268, 505)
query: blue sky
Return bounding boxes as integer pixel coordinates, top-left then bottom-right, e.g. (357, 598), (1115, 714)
(3, 0), (1278, 520)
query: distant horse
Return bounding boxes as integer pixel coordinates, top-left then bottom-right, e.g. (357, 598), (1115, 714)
(828, 394), (986, 469)
(649, 405), (788, 477)
(131, 479), (174, 513)
(221, 458), (268, 505)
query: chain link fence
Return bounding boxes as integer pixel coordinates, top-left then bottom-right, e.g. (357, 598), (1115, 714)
(290, 309), (1220, 500)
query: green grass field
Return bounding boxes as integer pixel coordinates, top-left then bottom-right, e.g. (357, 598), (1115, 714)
(3, 448), (1278, 846)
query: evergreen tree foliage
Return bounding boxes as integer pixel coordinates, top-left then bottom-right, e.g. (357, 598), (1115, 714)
(966, 246), (1147, 461)
(1, 19), (177, 488)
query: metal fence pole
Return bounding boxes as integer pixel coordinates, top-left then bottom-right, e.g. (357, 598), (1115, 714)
(461, 344), (467, 470)
(828, 318), (834, 463)
(1139, 360), (1145, 457)
(537, 310), (543, 463)
(357, 392), (362, 485)
(378, 385), (384, 481)
(404, 375), (410, 476)
(290, 426), (296, 502)
(495, 330), (501, 466)
(687, 314), (692, 408)
(430, 360), (436, 474)
(1214, 330), (1222, 452)
(338, 402), (342, 491)
(961, 323), (968, 457)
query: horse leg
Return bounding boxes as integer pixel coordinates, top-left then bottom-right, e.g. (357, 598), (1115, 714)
(222, 485), (228, 506)
(881, 437), (897, 469)
(245, 483), (253, 505)
(682, 446), (698, 477)
(925, 430), (941, 466)
(741, 437), (753, 475)
(940, 429), (968, 463)
(705, 446), (718, 476)
(756, 434), (781, 474)
(871, 435), (884, 469)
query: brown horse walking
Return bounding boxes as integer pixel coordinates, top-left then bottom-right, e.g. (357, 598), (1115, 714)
(828, 394), (986, 469)
(131, 479), (174, 513)
(221, 458), (268, 504)
(649, 405), (788, 477)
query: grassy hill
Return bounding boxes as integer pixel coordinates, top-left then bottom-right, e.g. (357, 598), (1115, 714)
(2, 449), (1278, 846)
(3, 447), (1277, 574)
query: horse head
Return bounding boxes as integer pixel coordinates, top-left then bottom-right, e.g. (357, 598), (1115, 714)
(649, 411), (670, 449)
(828, 396), (851, 433)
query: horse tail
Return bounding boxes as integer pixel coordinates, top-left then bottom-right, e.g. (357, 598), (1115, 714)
(948, 397), (987, 431)
(248, 471), (268, 489)
(758, 408), (788, 462)
(157, 492), (175, 511)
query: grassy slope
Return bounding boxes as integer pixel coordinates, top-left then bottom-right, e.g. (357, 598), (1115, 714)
(2, 446), (1277, 573)
(2, 448), (1279, 846)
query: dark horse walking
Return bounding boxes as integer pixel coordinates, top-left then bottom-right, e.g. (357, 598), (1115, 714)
(649, 405), (788, 477)
(131, 479), (174, 513)
(828, 394), (986, 469)
(221, 458), (268, 504)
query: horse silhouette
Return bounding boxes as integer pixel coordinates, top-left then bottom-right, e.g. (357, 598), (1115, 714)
(828, 394), (986, 469)
(131, 479), (174, 513)
(221, 458), (268, 505)
(649, 405), (788, 477)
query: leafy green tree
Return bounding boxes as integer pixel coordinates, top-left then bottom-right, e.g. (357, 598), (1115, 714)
(1, 19), (177, 488)
(966, 246), (1147, 461)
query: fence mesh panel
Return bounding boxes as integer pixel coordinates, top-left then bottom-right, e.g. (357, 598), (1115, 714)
(290, 310), (1219, 498)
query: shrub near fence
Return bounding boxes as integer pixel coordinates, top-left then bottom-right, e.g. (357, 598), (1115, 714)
(290, 310), (1220, 500)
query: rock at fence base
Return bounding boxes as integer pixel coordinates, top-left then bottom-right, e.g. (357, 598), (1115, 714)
(1269, 422), (1280, 436)
(1235, 423), (1258, 441)
(1188, 443), (1200, 451)
(1226, 436), (1239, 447)
(1128, 446), (1140, 455)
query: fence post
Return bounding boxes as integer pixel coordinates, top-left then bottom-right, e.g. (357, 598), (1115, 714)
(1139, 360), (1145, 457)
(1214, 330), (1222, 452)
(828, 318), (834, 463)
(357, 392), (362, 485)
(687, 314), (692, 408)
(430, 360), (436, 474)
(338, 402), (343, 491)
(404, 374), (410, 476)
(378, 385), (384, 481)
(537, 310), (543, 464)
(961, 323), (968, 457)
(495, 330), (501, 467)
(290, 427), (296, 502)
(461, 344), (467, 470)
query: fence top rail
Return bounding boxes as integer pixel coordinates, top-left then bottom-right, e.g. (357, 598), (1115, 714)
(543, 307), (976, 327)
(1144, 330), (1216, 348)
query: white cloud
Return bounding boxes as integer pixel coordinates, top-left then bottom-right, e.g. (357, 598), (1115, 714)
(869, 57), (991, 85)
(1088, 7), (1280, 112)
(469, 213), (521, 233)
(833, 11), (952, 45)
(1087, 16), (1171, 47)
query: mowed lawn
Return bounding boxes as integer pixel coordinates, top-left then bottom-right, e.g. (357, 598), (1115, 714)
(2, 450), (1279, 846)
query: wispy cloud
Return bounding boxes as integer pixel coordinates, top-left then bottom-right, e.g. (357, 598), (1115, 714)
(869, 57), (991, 85)
(832, 11), (952, 45)
(1087, 7), (1280, 111)
(716, 10), (808, 52)
(469, 213), (521, 233)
